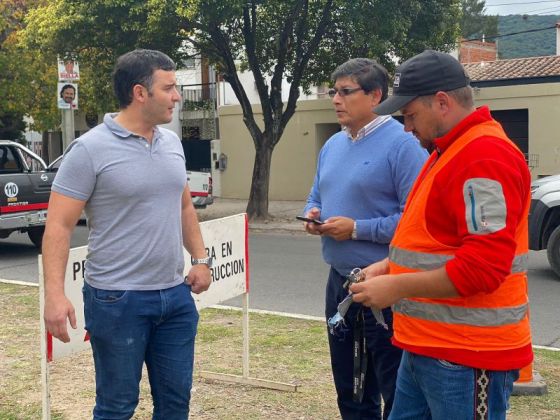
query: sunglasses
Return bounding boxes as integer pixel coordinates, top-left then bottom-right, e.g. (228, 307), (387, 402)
(328, 87), (363, 98)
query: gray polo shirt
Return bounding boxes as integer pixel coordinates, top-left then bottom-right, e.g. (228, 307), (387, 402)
(52, 113), (187, 290)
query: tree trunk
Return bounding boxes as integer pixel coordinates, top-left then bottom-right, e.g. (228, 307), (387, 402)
(246, 140), (274, 221)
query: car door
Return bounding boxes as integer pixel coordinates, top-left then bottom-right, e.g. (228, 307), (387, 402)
(16, 146), (54, 208)
(0, 145), (51, 217)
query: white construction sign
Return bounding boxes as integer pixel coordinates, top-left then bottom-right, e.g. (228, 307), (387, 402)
(39, 245), (89, 361)
(189, 213), (248, 309)
(39, 213), (248, 362)
(39, 213), (292, 420)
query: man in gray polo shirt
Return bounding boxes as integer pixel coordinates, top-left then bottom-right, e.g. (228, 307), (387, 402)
(43, 49), (211, 419)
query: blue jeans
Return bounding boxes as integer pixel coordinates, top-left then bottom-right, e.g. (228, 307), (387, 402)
(83, 281), (199, 420)
(326, 268), (402, 420)
(389, 351), (519, 420)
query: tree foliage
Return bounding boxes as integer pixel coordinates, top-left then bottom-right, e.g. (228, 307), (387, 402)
(460, 0), (498, 40)
(0, 111), (26, 141)
(0, 0), (64, 135)
(178, 0), (461, 218)
(22, 0), (462, 219)
(22, 0), (188, 119)
(0, 6), (27, 145)
(497, 14), (559, 59)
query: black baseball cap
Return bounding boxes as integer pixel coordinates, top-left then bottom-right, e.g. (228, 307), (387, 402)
(374, 50), (470, 115)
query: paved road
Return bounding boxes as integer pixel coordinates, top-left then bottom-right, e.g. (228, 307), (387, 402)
(223, 232), (329, 317)
(1, 228), (558, 348)
(0, 225), (89, 283)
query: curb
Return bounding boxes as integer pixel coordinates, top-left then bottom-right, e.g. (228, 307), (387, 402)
(249, 224), (305, 234)
(512, 371), (548, 396)
(0, 278), (38, 287)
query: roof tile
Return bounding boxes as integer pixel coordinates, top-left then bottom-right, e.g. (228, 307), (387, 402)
(463, 55), (560, 81)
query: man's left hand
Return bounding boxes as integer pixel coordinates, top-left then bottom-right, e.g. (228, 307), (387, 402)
(186, 264), (212, 294)
(350, 274), (402, 309)
(320, 216), (354, 241)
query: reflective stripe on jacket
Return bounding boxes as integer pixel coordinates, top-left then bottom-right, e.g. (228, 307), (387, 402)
(389, 119), (532, 353)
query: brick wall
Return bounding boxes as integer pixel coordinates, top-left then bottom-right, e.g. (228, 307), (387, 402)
(459, 40), (497, 64)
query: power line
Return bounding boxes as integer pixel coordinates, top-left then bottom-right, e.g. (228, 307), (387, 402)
(464, 24), (556, 42)
(486, 0), (560, 6)
(535, 7), (560, 14)
(524, 4), (560, 13)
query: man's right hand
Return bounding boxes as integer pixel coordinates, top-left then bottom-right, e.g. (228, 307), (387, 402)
(303, 208), (322, 235)
(44, 293), (77, 343)
(362, 258), (390, 279)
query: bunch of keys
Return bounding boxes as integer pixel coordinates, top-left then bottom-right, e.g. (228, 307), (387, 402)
(327, 267), (388, 333)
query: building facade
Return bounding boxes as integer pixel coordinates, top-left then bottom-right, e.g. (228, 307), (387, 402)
(218, 55), (560, 200)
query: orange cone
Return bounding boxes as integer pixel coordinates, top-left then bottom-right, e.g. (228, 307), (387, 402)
(516, 362), (533, 383)
(512, 361), (547, 396)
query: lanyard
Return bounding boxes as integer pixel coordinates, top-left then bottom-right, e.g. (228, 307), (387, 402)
(352, 308), (368, 403)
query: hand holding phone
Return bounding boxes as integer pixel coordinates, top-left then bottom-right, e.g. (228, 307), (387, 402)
(296, 216), (324, 225)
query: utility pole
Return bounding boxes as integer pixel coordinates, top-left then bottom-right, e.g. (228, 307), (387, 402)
(61, 108), (75, 152)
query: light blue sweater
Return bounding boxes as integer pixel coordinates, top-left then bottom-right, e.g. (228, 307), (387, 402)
(304, 118), (428, 276)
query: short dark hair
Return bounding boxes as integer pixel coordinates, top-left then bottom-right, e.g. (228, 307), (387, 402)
(331, 58), (389, 101)
(60, 84), (75, 98)
(112, 49), (176, 109)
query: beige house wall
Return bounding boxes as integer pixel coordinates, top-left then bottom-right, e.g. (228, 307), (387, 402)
(472, 82), (560, 179)
(218, 82), (560, 199)
(218, 99), (339, 200)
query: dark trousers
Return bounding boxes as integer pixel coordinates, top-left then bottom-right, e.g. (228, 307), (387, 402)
(326, 267), (402, 420)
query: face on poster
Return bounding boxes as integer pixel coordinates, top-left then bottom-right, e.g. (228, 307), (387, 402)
(58, 58), (80, 81)
(57, 83), (78, 110)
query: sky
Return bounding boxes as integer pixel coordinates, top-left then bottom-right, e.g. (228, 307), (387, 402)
(485, 0), (560, 15)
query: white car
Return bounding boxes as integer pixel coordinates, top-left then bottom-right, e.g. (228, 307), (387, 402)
(529, 174), (560, 278)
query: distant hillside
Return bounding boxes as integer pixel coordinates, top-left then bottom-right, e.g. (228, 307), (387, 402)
(497, 15), (559, 59)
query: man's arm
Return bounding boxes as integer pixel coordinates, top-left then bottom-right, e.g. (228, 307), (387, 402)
(319, 134), (428, 242)
(181, 185), (211, 294)
(43, 192), (86, 343)
(303, 177), (323, 236)
(302, 144), (325, 236)
(350, 266), (459, 309)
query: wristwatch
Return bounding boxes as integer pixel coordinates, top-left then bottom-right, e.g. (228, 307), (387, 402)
(351, 221), (358, 240)
(192, 256), (213, 268)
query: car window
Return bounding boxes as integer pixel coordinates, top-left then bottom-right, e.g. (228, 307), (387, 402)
(19, 148), (45, 172)
(0, 146), (22, 173)
(48, 156), (62, 172)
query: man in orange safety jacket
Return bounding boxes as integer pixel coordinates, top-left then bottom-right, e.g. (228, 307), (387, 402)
(350, 50), (532, 420)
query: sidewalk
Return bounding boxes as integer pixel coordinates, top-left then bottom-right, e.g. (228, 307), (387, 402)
(196, 197), (306, 234)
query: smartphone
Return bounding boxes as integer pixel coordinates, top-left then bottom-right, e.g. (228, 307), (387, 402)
(296, 216), (324, 225)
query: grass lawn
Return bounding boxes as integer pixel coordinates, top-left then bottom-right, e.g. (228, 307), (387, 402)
(0, 283), (557, 419)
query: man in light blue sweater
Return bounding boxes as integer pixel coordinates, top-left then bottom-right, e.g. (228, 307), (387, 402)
(303, 58), (427, 420)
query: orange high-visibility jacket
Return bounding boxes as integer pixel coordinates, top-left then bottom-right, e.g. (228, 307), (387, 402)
(389, 119), (532, 361)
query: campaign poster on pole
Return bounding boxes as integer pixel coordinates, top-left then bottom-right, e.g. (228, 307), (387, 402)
(57, 82), (78, 110)
(57, 58), (80, 81)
